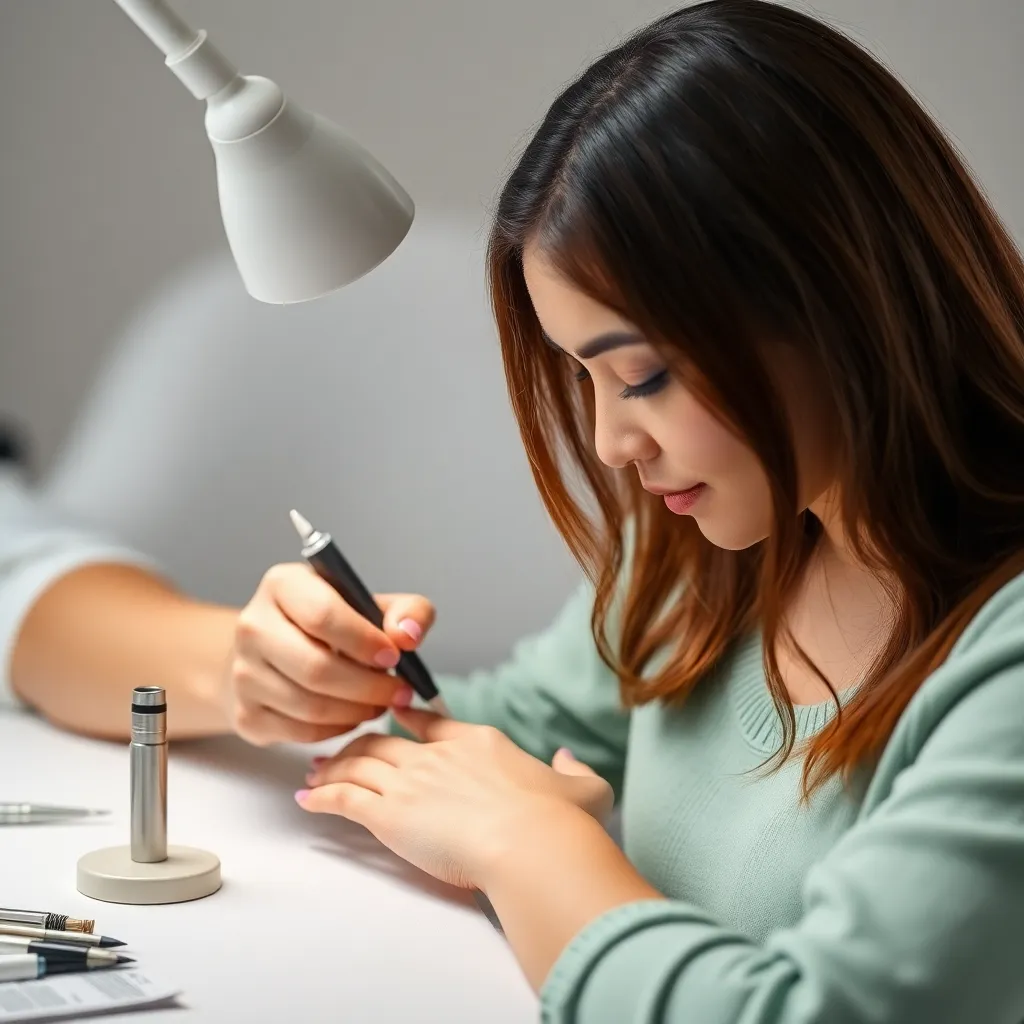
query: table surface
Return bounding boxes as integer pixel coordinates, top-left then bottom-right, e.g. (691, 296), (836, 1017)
(0, 708), (537, 1022)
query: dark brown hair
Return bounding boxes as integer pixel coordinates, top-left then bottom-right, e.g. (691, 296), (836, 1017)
(487, 0), (1024, 794)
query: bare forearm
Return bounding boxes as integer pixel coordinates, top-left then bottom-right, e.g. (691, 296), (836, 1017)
(11, 563), (238, 740)
(482, 806), (664, 991)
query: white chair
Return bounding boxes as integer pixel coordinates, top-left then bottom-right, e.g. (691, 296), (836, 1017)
(43, 215), (580, 673)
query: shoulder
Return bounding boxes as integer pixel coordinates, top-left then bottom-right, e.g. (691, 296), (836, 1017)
(865, 567), (1024, 803)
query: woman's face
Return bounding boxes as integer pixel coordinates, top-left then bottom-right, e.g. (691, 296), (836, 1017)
(522, 247), (837, 550)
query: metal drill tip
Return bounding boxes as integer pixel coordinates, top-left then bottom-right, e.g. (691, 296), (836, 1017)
(289, 509), (315, 544)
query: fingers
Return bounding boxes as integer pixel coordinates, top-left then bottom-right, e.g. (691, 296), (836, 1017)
(376, 593), (437, 652)
(307, 752), (399, 794)
(261, 564), (400, 667)
(234, 702), (363, 747)
(245, 657), (387, 725)
(229, 563), (438, 748)
(243, 613), (404, 707)
(229, 656), (387, 745)
(296, 782), (380, 822)
(551, 747), (599, 778)
(390, 706), (473, 742)
(308, 734), (418, 781)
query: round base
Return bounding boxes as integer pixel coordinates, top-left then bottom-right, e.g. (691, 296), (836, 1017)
(76, 845), (221, 905)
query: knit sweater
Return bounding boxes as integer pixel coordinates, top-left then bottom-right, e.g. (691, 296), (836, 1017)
(430, 571), (1024, 1023)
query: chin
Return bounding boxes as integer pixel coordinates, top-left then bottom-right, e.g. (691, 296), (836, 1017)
(692, 514), (769, 552)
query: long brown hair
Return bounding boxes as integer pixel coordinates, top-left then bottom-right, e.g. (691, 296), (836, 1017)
(486, 0), (1024, 795)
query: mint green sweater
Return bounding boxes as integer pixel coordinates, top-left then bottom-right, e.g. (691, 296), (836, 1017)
(429, 571), (1024, 1023)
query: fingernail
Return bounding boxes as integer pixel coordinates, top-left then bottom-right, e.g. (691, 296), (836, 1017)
(294, 789), (310, 804)
(309, 756), (327, 768)
(304, 771), (317, 785)
(375, 647), (400, 669)
(398, 618), (423, 644)
(391, 684), (414, 709)
(557, 747), (576, 761)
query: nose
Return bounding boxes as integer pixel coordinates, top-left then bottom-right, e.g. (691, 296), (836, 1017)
(593, 397), (660, 469)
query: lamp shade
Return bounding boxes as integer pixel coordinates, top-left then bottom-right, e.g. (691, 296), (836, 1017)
(113, 0), (415, 304)
(205, 78), (415, 304)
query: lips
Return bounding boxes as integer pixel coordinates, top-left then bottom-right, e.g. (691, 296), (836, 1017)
(661, 484), (707, 515)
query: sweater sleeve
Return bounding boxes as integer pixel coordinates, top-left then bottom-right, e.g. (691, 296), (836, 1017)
(393, 578), (631, 797)
(540, 656), (1024, 1023)
(0, 466), (159, 706)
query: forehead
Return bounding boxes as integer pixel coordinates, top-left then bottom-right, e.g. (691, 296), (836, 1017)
(522, 245), (636, 349)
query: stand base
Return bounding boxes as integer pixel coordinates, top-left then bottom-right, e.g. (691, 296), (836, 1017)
(76, 845), (221, 905)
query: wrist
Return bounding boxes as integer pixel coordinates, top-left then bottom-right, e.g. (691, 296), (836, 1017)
(476, 797), (607, 894)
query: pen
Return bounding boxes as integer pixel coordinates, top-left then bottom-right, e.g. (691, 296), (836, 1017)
(0, 803), (109, 825)
(0, 908), (94, 933)
(0, 954), (45, 983)
(289, 509), (450, 716)
(0, 923), (125, 948)
(0, 937), (133, 969)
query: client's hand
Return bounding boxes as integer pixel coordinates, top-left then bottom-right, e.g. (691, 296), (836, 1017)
(297, 709), (615, 891)
(224, 563), (434, 745)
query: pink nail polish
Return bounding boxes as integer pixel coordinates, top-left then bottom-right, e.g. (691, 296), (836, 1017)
(294, 789), (310, 803)
(375, 647), (400, 669)
(557, 747), (577, 761)
(398, 618), (423, 644)
(391, 684), (414, 709)
(309, 756), (327, 768)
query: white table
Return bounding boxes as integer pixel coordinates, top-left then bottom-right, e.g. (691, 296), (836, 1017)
(0, 708), (538, 1022)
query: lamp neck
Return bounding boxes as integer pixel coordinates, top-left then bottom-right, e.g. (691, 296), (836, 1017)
(113, 0), (241, 100)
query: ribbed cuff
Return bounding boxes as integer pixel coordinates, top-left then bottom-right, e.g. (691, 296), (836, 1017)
(539, 898), (724, 1022)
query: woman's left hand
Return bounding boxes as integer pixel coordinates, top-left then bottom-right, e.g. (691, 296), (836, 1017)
(296, 708), (614, 891)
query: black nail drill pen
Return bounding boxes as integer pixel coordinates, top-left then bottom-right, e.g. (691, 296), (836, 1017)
(289, 509), (450, 716)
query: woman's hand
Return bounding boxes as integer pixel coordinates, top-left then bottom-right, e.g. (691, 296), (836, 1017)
(224, 563), (436, 745)
(296, 709), (615, 890)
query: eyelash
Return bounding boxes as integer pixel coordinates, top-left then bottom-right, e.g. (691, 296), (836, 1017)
(573, 367), (670, 400)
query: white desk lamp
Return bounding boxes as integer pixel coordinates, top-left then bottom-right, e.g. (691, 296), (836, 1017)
(76, 0), (416, 906)
(110, 0), (415, 304)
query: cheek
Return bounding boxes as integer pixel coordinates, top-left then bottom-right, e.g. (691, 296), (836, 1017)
(659, 397), (774, 551)
(657, 398), (749, 477)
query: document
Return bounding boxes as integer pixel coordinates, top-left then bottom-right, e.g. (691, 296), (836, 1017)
(0, 968), (179, 1022)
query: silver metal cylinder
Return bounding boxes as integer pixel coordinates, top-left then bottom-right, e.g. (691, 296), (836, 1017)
(130, 686), (167, 863)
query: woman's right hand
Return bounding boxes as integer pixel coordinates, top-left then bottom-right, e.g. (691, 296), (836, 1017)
(223, 563), (436, 746)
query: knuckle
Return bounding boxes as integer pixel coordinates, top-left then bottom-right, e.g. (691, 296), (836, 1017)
(291, 690), (332, 723)
(297, 647), (335, 688)
(303, 598), (339, 638)
(235, 709), (270, 746)
(476, 724), (504, 749)
(261, 563), (292, 589)
(229, 655), (255, 685)
(234, 609), (262, 647)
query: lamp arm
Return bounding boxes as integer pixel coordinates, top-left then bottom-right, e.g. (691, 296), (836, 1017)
(112, 0), (241, 102)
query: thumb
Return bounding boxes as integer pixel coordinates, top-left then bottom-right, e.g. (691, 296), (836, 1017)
(376, 593), (436, 652)
(552, 748), (613, 823)
(551, 747), (598, 778)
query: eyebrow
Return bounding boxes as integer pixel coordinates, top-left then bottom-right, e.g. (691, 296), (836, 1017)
(542, 330), (646, 360)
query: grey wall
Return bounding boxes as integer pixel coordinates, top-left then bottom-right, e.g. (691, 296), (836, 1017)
(1, 0), (1021, 469)
(0, 0), (1021, 671)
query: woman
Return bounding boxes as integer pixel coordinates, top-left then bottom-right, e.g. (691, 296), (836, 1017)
(232, 1), (1024, 1019)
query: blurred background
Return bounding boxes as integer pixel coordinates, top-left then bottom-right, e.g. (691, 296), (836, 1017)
(0, 0), (1021, 672)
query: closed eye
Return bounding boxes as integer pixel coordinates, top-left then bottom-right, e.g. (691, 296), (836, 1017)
(620, 369), (669, 399)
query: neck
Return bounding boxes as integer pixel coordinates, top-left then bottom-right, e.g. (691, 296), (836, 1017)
(808, 483), (858, 565)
